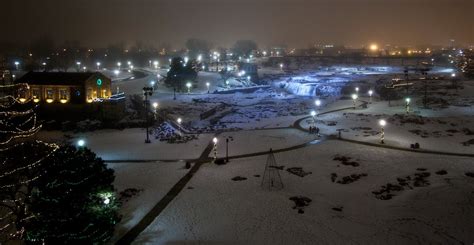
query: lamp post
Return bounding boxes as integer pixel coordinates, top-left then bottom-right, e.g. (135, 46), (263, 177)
(310, 110), (317, 128)
(379, 119), (386, 144)
(177, 117), (182, 125)
(352, 94), (358, 109)
(225, 80), (230, 88)
(368, 90), (373, 104)
(206, 82), (210, 93)
(405, 98), (410, 114)
(42, 62), (47, 71)
(355, 87), (359, 95)
(280, 63), (284, 71)
(117, 62), (121, 70)
(153, 102), (159, 119)
(76, 61), (81, 71)
(186, 82), (192, 94)
(212, 137), (218, 162)
(76, 139), (86, 148)
(14, 61), (20, 70)
(96, 62), (101, 71)
(143, 87), (154, 143)
(153, 61), (159, 70)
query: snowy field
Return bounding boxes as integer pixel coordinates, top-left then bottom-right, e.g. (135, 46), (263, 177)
(74, 129), (215, 161)
(134, 140), (474, 244)
(107, 161), (188, 243)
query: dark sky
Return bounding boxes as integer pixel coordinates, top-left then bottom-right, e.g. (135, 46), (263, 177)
(3, 0), (473, 48)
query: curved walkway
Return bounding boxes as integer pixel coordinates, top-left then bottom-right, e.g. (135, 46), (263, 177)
(337, 137), (474, 158)
(113, 98), (471, 244)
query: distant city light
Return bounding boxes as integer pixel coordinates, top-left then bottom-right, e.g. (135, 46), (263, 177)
(177, 118), (182, 124)
(369, 44), (378, 51)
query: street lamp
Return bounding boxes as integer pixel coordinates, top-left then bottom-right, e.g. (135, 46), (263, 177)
(368, 90), (373, 104)
(310, 110), (317, 128)
(143, 87), (154, 143)
(280, 63), (284, 71)
(76, 61), (81, 70)
(405, 98), (410, 114)
(76, 139), (86, 147)
(352, 94), (358, 109)
(117, 62), (121, 70)
(153, 61), (159, 69)
(42, 62), (47, 71)
(315, 99), (321, 107)
(186, 82), (192, 94)
(212, 137), (218, 162)
(379, 119), (386, 144)
(177, 117), (182, 124)
(153, 102), (159, 119)
(206, 82), (210, 93)
(355, 87), (359, 95)
(14, 61), (20, 70)
(96, 62), (101, 70)
(225, 80), (230, 88)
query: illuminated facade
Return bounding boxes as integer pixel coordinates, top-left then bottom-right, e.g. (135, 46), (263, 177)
(15, 72), (112, 104)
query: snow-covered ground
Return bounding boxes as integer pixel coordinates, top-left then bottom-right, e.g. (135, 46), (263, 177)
(37, 64), (473, 244)
(107, 161), (188, 244)
(74, 128), (215, 161)
(134, 140), (474, 244)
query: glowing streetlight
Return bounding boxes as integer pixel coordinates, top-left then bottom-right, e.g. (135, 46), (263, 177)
(379, 119), (386, 144)
(405, 98), (411, 114)
(153, 102), (159, 118)
(280, 63), (284, 71)
(310, 110), (317, 128)
(186, 82), (192, 94)
(315, 99), (321, 107)
(368, 90), (373, 104)
(153, 61), (159, 69)
(212, 137), (218, 161)
(352, 94), (358, 109)
(197, 55), (202, 62)
(184, 56), (189, 64)
(77, 139), (86, 147)
(369, 44), (378, 52)
(114, 69), (120, 76)
(96, 62), (101, 70)
(14, 61), (20, 70)
(117, 62), (122, 69)
(451, 73), (456, 78)
(177, 117), (182, 124)
(225, 80), (230, 88)
(76, 61), (81, 70)
(127, 61), (132, 67)
(355, 87), (359, 95)
(206, 82), (210, 93)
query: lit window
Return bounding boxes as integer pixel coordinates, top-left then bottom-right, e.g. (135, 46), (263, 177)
(46, 89), (54, 99)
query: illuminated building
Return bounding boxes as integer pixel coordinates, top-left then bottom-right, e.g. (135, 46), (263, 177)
(14, 72), (112, 104)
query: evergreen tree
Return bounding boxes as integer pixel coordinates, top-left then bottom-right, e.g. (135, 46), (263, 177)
(0, 83), (56, 242)
(25, 145), (120, 244)
(165, 57), (198, 91)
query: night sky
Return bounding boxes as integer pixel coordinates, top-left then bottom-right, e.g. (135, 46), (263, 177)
(3, 0), (473, 48)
